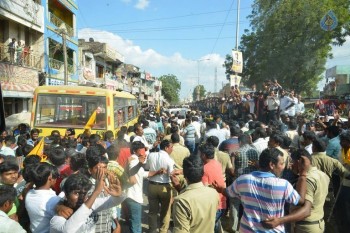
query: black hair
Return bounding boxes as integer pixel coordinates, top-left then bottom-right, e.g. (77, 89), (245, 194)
(238, 121), (246, 128)
(104, 130), (114, 141)
(170, 133), (180, 143)
(288, 119), (298, 130)
(290, 149), (312, 165)
(127, 126), (134, 133)
(230, 126), (241, 137)
(254, 127), (267, 138)
(22, 155), (41, 182)
(160, 139), (171, 151)
(281, 135), (292, 149)
(170, 126), (179, 134)
(107, 144), (120, 161)
(303, 130), (316, 141)
(63, 173), (92, 195)
(327, 125), (340, 137)
(207, 121), (217, 130)
(198, 143), (215, 159)
(4, 135), (16, 146)
(238, 134), (251, 145)
(339, 130), (350, 142)
(50, 130), (61, 136)
(269, 133), (284, 146)
(30, 128), (40, 135)
(183, 156), (204, 183)
(0, 161), (19, 174)
(49, 146), (66, 167)
(206, 136), (219, 147)
(86, 154), (108, 169)
(312, 138), (326, 152)
(70, 152), (87, 172)
(17, 135), (27, 147)
(65, 148), (76, 159)
(142, 120), (150, 128)
(0, 185), (17, 207)
(120, 126), (128, 134)
(86, 144), (107, 160)
(131, 141), (145, 154)
(89, 134), (101, 146)
(259, 148), (283, 169)
(31, 162), (59, 187)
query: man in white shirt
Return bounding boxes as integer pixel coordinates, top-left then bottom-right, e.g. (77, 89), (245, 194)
(146, 140), (175, 233)
(295, 94), (305, 115)
(132, 123), (158, 155)
(191, 116), (201, 154)
(0, 136), (16, 157)
(125, 141), (164, 233)
(0, 185), (26, 233)
(279, 90), (295, 117)
(265, 90), (280, 122)
(25, 163), (62, 233)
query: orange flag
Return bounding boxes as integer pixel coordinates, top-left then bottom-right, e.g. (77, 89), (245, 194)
(85, 110), (97, 129)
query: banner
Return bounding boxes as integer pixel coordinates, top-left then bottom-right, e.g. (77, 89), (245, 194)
(231, 50), (243, 73)
(230, 75), (241, 87)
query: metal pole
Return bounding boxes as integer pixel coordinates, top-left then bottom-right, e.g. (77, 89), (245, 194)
(197, 61), (200, 101)
(236, 0), (240, 51)
(62, 31), (68, 85)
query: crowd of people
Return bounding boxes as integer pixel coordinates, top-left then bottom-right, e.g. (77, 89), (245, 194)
(0, 87), (350, 233)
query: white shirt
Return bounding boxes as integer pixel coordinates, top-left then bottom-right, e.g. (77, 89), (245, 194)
(279, 96), (294, 115)
(0, 210), (26, 233)
(252, 138), (268, 155)
(146, 150), (174, 183)
(287, 97), (298, 116)
(126, 154), (149, 204)
(191, 121), (201, 143)
(265, 96), (280, 111)
(205, 128), (226, 145)
(25, 189), (62, 233)
(295, 101), (305, 114)
(50, 195), (125, 233)
(0, 146), (15, 156)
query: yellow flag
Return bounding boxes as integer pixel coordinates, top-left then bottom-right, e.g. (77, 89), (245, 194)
(28, 137), (45, 157)
(156, 101), (160, 114)
(85, 110), (97, 129)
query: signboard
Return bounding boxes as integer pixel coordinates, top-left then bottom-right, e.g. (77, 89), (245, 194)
(320, 10), (338, 31)
(230, 75), (241, 87)
(231, 50), (243, 73)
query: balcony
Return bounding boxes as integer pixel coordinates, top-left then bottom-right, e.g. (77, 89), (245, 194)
(49, 58), (74, 74)
(49, 12), (74, 37)
(0, 0), (44, 32)
(0, 43), (42, 70)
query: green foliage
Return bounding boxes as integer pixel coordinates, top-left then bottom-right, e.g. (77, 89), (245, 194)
(158, 74), (181, 104)
(192, 85), (207, 101)
(223, 0), (350, 95)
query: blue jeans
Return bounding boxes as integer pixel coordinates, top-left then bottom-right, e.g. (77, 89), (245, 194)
(125, 198), (142, 233)
(215, 209), (225, 233)
(185, 140), (195, 154)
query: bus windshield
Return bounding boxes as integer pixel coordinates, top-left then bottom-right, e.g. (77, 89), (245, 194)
(34, 94), (106, 129)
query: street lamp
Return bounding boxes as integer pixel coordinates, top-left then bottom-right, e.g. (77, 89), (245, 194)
(197, 58), (210, 101)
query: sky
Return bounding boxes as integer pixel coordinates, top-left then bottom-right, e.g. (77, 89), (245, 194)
(76, 0), (350, 100)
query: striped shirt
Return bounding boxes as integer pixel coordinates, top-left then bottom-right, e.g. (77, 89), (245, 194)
(183, 124), (196, 141)
(226, 171), (300, 233)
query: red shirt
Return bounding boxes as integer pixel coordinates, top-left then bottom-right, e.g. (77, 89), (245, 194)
(202, 159), (226, 209)
(117, 147), (132, 168)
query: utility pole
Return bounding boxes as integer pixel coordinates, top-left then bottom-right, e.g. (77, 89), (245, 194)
(56, 28), (68, 85)
(236, 0), (240, 51)
(214, 67), (217, 94)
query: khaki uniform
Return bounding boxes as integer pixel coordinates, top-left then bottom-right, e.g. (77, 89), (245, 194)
(173, 182), (219, 233)
(170, 143), (190, 168)
(163, 134), (185, 146)
(214, 148), (233, 181)
(312, 152), (349, 178)
(291, 167), (330, 233)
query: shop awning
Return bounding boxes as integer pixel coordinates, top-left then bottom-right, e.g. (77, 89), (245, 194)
(2, 91), (33, 98)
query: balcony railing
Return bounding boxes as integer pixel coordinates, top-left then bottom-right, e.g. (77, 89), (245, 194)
(49, 12), (74, 37)
(49, 58), (74, 74)
(0, 43), (42, 70)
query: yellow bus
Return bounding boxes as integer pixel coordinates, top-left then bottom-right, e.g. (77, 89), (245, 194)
(30, 85), (139, 136)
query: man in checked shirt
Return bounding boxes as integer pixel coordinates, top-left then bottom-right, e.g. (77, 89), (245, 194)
(230, 133), (259, 233)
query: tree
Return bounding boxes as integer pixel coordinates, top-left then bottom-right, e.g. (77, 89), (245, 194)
(158, 74), (181, 104)
(192, 85), (206, 101)
(223, 0), (350, 95)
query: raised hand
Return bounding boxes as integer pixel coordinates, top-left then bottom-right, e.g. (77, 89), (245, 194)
(105, 174), (122, 197)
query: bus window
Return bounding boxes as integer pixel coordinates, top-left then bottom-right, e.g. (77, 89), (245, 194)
(35, 94), (106, 129)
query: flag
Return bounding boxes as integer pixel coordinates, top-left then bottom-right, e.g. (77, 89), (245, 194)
(27, 137), (47, 161)
(156, 101), (161, 114)
(85, 110), (97, 129)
